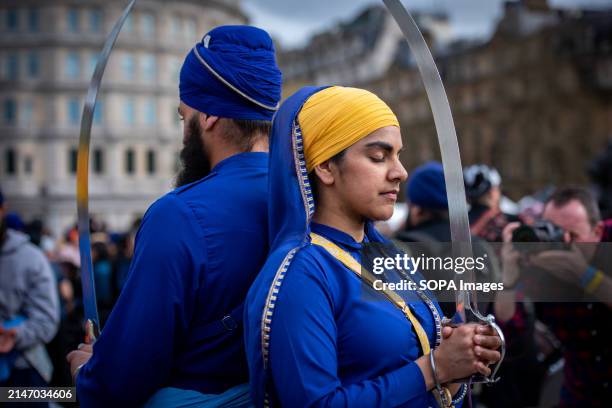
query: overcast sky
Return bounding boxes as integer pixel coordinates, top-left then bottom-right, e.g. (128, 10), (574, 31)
(242, 0), (612, 49)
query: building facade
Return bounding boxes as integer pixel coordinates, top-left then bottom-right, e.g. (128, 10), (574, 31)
(0, 0), (245, 237)
(369, 0), (612, 198)
(278, 5), (449, 96)
(280, 0), (612, 200)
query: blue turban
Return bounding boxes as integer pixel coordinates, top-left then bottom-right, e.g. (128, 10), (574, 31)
(5, 212), (25, 231)
(407, 161), (448, 210)
(179, 25), (282, 121)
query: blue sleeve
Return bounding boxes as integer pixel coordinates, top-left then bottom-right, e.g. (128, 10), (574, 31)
(76, 194), (205, 407)
(269, 253), (430, 408)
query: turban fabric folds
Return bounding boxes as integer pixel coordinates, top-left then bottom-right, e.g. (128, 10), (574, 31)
(298, 86), (399, 172)
(179, 25), (282, 121)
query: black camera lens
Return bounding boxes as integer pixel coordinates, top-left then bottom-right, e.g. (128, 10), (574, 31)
(512, 225), (540, 242)
(512, 220), (567, 253)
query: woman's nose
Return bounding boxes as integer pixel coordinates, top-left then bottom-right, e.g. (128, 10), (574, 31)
(389, 159), (408, 182)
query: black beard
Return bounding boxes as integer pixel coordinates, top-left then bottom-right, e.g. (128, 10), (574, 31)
(175, 117), (211, 188)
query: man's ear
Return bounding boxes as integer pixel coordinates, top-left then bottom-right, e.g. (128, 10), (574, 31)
(199, 113), (219, 132)
(313, 160), (336, 186)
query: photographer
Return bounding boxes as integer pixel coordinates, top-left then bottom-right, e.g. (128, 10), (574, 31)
(464, 164), (518, 242)
(496, 186), (612, 407)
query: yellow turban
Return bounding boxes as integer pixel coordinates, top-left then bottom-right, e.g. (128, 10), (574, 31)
(298, 86), (399, 172)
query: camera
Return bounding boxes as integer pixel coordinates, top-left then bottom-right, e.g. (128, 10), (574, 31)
(512, 220), (568, 254)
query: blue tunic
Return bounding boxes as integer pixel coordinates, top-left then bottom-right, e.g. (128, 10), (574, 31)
(263, 222), (442, 407)
(77, 152), (269, 407)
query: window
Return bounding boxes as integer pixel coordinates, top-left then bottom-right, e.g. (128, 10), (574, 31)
(142, 54), (156, 82)
(169, 56), (181, 81)
(185, 18), (196, 41)
(67, 98), (80, 125)
(6, 9), (18, 32)
(67, 8), (79, 33)
(20, 100), (33, 125)
(89, 9), (102, 33)
(6, 53), (18, 80)
(124, 14), (134, 33)
(93, 148), (104, 174)
(125, 149), (135, 174)
(146, 150), (156, 175)
(5, 149), (17, 175)
(65, 52), (80, 79)
(171, 15), (181, 37)
(123, 98), (135, 126)
(89, 52), (99, 77)
(4, 99), (16, 124)
(24, 155), (33, 175)
(144, 99), (156, 125)
(69, 148), (77, 174)
(28, 9), (39, 32)
(141, 13), (155, 37)
(122, 54), (135, 80)
(27, 52), (39, 78)
(93, 100), (103, 125)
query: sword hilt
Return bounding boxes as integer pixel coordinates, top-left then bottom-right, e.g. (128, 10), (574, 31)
(444, 313), (506, 385)
(480, 315), (505, 384)
(84, 319), (99, 344)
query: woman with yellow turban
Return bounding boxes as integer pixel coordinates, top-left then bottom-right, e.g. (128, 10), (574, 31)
(244, 86), (502, 407)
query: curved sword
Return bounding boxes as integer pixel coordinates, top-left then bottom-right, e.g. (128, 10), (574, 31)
(382, 0), (505, 383)
(77, 0), (138, 343)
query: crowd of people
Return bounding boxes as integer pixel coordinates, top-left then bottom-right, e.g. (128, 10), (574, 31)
(3, 156), (609, 408)
(394, 162), (612, 407)
(0, 198), (139, 394)
(1, 23), (610, 408)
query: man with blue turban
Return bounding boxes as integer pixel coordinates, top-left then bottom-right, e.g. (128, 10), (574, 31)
(397, 161), (450, 242)
(396, 161), (498, 317)
(67, 26), (282, 407)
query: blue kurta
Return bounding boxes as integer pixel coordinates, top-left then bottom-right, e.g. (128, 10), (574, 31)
(262, 222), (441, 407)
(77, 152), (269, 407)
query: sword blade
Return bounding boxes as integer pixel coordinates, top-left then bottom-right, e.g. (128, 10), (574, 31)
(383, 0), (477, 322)
(77, 0), (138, 340)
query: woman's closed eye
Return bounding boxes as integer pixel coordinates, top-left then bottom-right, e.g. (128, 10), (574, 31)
(370, 153), (386, 163)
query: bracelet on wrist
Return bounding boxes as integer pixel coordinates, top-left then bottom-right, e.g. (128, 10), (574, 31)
(452, 383), (468, 405)
(429, 349), (452, 408)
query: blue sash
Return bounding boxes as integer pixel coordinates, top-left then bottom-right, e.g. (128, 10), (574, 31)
(144, 383), (252, 408)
